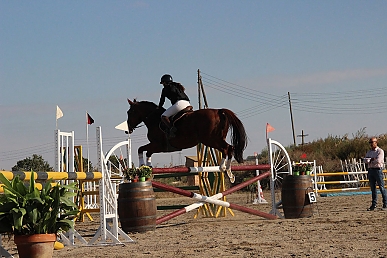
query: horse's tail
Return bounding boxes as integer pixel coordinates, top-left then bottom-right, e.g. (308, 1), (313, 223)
(221, 109), (247, 163)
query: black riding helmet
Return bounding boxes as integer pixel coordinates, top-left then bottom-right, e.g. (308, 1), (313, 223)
(160, 74), (173, 84)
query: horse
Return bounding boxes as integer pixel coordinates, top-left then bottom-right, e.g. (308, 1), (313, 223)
(126, 98), (247, 180)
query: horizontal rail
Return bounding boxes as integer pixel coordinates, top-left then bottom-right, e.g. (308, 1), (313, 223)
(152, 164), (271, 174)
(314, 170), (387, 177)
(0, 171), (102, 181)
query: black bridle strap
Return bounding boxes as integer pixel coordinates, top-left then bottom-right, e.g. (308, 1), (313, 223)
(129, 124), (144, 131)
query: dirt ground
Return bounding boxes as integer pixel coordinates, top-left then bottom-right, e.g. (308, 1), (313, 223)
(2, 191), (386, 258)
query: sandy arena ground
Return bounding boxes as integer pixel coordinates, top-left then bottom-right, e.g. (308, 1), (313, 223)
(1, 191), (386, 258)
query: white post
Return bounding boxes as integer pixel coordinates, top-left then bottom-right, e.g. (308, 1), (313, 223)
(253, 153), (268, 204)
(88, 126), (133, 245)
(127, 134), (132, 169)
(55, 130), (74, 172)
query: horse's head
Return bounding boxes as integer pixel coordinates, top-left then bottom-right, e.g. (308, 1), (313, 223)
(126, 98), (159, 134)
(127, 99), (142, 134)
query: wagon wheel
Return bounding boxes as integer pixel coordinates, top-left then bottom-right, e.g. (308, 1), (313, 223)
(105, 140), (131, 181)
(268, 138), (292, 217)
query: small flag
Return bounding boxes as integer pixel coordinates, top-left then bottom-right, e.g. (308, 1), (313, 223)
(87, 113), (94, 125)
(266, 123), (275, 133)
(56, 106), (63, 119)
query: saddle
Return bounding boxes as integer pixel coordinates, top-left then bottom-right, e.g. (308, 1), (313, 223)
(170, 105), (193, 125)
(159, 106), (193, 139)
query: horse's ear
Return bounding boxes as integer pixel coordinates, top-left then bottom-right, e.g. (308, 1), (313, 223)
(127, 98), (134, 105)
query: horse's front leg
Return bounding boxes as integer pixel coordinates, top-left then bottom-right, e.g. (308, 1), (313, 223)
(138, 152), (145, 166)
(145, 152), (153, 167)
(139, 142), (163, 167)
(138, 144), (150, 166)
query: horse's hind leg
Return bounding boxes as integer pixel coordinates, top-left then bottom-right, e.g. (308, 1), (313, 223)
(219, 144), (235, 183)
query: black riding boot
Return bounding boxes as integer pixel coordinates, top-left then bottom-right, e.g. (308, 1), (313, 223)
(161, 116), (176, 138)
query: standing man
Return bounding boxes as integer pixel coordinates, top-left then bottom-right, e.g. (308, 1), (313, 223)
(364, 137), (387, 211)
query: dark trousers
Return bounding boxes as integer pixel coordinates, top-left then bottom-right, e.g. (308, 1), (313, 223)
(368, 168), (387, 206)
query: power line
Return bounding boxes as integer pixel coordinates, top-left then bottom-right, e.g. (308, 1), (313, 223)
(200, 71), (387, 116)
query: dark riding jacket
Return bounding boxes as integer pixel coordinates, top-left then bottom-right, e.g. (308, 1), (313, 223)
(158, 82), (190, 108)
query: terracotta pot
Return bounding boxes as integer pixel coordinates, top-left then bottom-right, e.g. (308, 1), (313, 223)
(14, 233), (56, 258)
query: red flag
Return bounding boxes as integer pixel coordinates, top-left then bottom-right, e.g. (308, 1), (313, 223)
(87, 113), (94, 125)
(266, 123), (275, 133)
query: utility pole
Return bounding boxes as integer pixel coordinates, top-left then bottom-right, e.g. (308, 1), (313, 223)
(288, 92), (296, 146)
(297, 130), (309, 146)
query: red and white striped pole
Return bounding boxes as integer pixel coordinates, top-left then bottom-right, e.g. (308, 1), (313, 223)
(153, 171), (276, 224)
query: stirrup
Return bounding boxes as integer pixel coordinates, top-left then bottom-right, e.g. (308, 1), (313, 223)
(169, 127), (177, 138)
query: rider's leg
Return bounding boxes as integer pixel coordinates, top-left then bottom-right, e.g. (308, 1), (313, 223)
(162, 101), (190, 137)
(161, 115), (172, 129)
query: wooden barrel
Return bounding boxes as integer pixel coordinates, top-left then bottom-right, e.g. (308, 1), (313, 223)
(281, 175), (314, 219)
(118, 181), (157, 233)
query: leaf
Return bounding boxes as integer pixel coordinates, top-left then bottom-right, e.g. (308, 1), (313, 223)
(11, 208), (26, 232)
(0, 171), (80, 235)
(28, 171), (36, 194)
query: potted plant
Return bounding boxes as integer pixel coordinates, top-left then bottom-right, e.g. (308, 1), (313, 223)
(138, 166), (152, 181)
(118, 165), (156, 233)
(123, 166), (139, 182)
(292, 163), (312, 176)
(0, 172), (79, 258)
(123, 165), (152, 182)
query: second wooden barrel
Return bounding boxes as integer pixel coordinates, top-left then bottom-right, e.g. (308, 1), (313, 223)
(118, 181), (157, 233)
(281, 175), (314, 219)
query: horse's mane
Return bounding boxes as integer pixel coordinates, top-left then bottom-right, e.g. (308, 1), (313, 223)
(133, 99), (158, 109)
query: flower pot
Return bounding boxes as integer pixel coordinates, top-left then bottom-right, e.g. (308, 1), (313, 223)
(14, 233), (57, 258)
(140, 176), (146, 182)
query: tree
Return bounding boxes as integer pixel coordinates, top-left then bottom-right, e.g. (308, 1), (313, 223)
(12, 154), (53, 172)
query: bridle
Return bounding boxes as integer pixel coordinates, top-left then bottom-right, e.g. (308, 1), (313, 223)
(126, 103), (158, 134)
(128, 123), (144, 133)
(127, 118), (144, 134)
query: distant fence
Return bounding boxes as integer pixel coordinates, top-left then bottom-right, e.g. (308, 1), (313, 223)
(312, 159), (387, 193)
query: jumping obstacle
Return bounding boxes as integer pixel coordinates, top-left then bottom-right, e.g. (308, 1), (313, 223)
(152, 164), (271, 212)
(152, 164), (271, 174)
(0, 127), (133, 248)
(0, 171), (102, 181)
(310, 159), (387, 193)
(154, 171), (275, 224)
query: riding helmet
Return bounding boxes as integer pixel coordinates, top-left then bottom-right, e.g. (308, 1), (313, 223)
(160, 74), (173, 84)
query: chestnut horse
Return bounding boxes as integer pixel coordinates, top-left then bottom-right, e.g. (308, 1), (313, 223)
(126, 99), (247, 178)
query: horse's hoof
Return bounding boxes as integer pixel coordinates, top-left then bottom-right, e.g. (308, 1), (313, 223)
(229, 175), (235, 183)
(226, 169), (233, 179)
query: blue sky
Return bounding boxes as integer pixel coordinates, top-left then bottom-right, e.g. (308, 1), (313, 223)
(1, 1), (387, 170)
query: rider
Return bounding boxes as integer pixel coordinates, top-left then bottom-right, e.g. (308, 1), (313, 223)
(158, 74), (191, 137)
